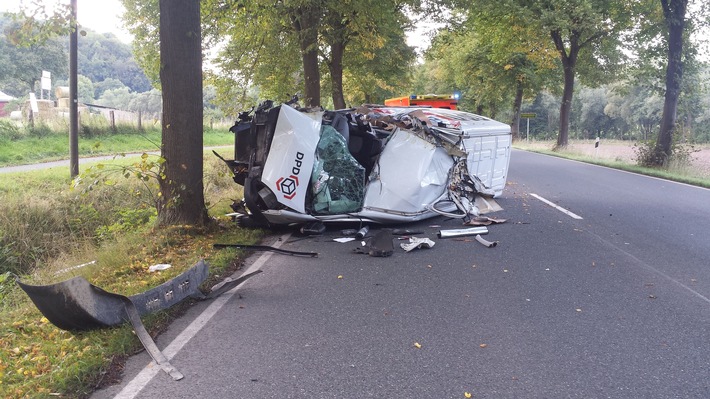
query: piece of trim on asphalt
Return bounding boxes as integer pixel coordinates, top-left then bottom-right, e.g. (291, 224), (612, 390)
(530, 193), (583, 220)
(111, 233), (292, 399)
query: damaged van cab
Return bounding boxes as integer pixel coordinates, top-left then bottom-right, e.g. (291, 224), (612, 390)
(217, 100), (511, 227)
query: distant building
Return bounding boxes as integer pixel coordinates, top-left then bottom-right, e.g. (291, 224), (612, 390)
(0, 90), (16, 117)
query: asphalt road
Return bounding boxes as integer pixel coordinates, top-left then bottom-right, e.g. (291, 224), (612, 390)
(92, 149), (710, 399)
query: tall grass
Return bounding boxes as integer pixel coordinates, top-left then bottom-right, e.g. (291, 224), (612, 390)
(0, 150), (259, 398)
(0, 118), (234, 167)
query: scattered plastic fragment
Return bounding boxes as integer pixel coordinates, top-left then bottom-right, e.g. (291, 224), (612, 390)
(474, 234), (497, 248)
(464, 216), (507, 226)
(333, 237), (356, 243)
(148, 264), (172, 272)
(465, 392), (472, 398)
(400, 237), (436, 252)
(414, 342), (422, 349)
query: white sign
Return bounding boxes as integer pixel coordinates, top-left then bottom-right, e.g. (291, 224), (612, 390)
(29, 93), (39, 113)
(41, 70), (51, 91)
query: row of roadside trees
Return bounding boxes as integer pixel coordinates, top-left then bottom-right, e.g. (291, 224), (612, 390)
(6, 0), (709, 227)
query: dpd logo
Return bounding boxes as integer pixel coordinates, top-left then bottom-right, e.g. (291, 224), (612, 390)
(275, 151), (305, 200)
(275, 175), (299, 200)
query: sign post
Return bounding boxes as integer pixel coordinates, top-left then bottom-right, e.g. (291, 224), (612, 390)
(40, 71), (51, 100)
(520, 113), (536, 142)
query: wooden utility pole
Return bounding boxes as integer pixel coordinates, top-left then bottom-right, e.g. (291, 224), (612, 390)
(69, 0), (79, 178)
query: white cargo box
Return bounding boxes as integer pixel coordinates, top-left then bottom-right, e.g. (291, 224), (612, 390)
(402, 108), (512, 198)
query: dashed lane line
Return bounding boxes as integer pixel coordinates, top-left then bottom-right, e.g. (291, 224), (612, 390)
(530, 193), (584, 220)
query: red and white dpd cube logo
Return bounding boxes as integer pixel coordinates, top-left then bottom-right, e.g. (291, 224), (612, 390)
(275, 175), (299, 200)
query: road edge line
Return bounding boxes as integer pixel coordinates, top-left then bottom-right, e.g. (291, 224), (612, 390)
(112, 232), (292, 399)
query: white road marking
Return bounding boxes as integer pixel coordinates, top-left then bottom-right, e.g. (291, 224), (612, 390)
(530, 193), (583, 220)
(112, 233), (292, 399)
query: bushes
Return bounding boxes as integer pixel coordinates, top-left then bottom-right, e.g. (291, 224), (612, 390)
(633, 139), (697, 169)
(0, 120), (24, 141)
(0, 175), (156, 275)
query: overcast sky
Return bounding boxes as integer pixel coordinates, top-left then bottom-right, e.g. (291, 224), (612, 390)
(1, 0), (133, 43)
(1, 0), (706, 60)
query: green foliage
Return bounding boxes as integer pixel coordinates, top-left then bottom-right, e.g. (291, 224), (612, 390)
(76, 30), (152, 93)
(426, 7), (559, 118)
(73, 152), (167, 210)
(0, 14), (68, 97)
(633, 138), (698, 169)
(27, 122), (53, 138)
(95, 207), (157, 241)
(0, 120), (24, 140)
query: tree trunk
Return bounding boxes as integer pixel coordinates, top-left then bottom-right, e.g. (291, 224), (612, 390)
(157, 0), (209, 226)
(329, 41), (346, 109)
(511, 80), (523, 141)
(293, 9), (321, 107)
(654, 0), (687, 166)
(552, 30), (580, 150)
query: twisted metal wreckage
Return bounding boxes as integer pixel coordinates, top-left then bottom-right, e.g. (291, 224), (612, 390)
(216, 99), (512, 228)
(17, 100), (512, 381)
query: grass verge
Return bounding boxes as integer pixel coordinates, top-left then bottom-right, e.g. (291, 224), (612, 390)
(0, 149), (265, 398)
(0, 123), (234, 167)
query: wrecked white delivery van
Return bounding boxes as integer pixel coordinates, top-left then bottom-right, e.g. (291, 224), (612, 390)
(216, 99), (511, 227)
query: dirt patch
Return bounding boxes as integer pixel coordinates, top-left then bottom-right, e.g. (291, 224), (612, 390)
(517, 140), (710, 179)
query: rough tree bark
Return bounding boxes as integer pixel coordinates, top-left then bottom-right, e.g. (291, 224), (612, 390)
(654, 0), (687, 166)
(157, 0), (209, 226)
(328, 41), (346, 110)
(292, 8), (321, 107)
(552, 30), (580, 149)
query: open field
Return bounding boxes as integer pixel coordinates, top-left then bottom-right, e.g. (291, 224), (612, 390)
(515, 139), (710, 180)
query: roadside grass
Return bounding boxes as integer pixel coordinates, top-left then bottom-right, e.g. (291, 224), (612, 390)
(0, 149), (264, 398)
(514, 139), (710, 188)
(0, 120), (234, 167)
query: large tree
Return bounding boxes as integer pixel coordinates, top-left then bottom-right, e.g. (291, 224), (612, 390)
(654, 0), (688, 165)
(469, 0), (632, 148)
(157, 0), (209, 225)
(0, 15), (68, 97)
(427, 11), (558, 136)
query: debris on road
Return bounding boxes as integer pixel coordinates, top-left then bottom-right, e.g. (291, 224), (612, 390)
(474, 235), (497, 248)
(438, 226), (489, 239)
(400, 237), (436, 252)
(353, 230), (394, 257)
(464, 216), (507, 226)
(213, 243), (318, 257)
